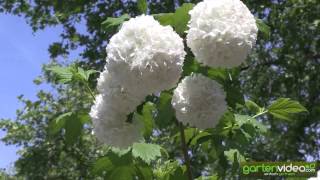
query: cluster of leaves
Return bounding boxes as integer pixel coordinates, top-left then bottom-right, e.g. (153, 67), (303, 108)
(0, 0), (317, 179)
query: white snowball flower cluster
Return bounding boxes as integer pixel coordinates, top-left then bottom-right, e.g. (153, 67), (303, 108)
(105, 15), (186, 95)
(90, 15), (186, 148)
(172, 74), (227, 129)
(186, 0), (258, 68)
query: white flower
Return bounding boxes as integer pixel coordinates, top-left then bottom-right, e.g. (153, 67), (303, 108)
(186, 0), (258, 68)
(172, 74), (227, 129)
(106, 15), (186, 94)
(93, 117), (143, 149)
(90, 94), (144, 148)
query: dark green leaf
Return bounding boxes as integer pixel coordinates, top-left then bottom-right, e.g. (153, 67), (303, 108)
(101, 14), (130, 33)
(65, 114), (82, 145)
(92, 157), (113, 175)
(268, 98), (308, 120)
(155, 92), (174, 128)
(132, 143), (162, 164)
(137, 165), (153, 180)
(48, 112), (72, 135)
(107, 166), (136, 180)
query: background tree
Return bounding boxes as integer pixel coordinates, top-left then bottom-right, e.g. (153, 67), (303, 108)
(0, 0), (318, 179)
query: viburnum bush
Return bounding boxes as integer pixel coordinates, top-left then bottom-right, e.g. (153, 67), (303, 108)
(46, 0), (308, 179)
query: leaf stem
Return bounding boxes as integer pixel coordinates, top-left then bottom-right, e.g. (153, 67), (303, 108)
(252, 110), (268, 118)
(84, 82), (96, 100)
(179, 122), (193, 180)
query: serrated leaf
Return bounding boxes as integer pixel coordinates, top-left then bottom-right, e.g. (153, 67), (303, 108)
(132, 143), (162, 164)
(101, 14), (130, 33)
(268, 98), (308, 121)
(137, 0), (147, 14)
(256, 18), (270, 39)
(46, 66), (73, 83)
(154, 3), (194, 34)
(48, 112), (72, 135)
(65, 114), (82, 145)
(155, 92), (174, 128)
(92, 157), (113, 175)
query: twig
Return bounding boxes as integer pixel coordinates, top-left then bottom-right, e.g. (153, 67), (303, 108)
(179, 122), (193, 180)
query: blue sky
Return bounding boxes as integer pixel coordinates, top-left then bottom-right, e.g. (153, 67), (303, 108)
(0, 14), (62, 169)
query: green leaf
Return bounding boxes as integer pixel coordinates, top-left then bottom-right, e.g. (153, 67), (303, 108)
(46, 66), (73, 83)
(132, 143), (162, 164)
(245, 100), (261, 113)
(137, 0), (147, 14)
(138, 102), (155, 137)
(207, 68), (244, 108)
(48, 112), (72, 135)
(234, 114), (267, 133)
(173, 128), (197, 145)
(268, 98), (308, 120)
(256, 18), (270, 39)
(77, 67), (97, 81)
(195, 175), (218, 180)
(154, 160), (187, 180)
(65, 114), (82, 145)
(155, 92), (174, 128)
(92, 157), (113, 175)
(108, 166), (136, 180)
(137, 165), (153, 180)
(190, 131), (211, 146)
(154, 3), (194, 34)
(101, 14), (130, 33)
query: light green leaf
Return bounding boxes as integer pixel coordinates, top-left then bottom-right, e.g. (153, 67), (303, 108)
(245, 100), (261, 113)
(101, 14), (130, 33)
(77, 67), (98, 81)
(137, 0), (147, 14)
(256, 18), (270, 39)
(132, 143), (162, 164)
(154, 3), (194, 34)
(195, 175), (218, 180)
(46, 66), (73, 83)
(92, 157), (113, 175)
(48, 112), (72, 135)
(235, 114), (267, 133)
(140, 102), (156, 137)
(268, 98), (308, 120)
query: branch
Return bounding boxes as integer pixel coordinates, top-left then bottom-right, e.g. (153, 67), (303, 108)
(179, 122), (193, 180)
